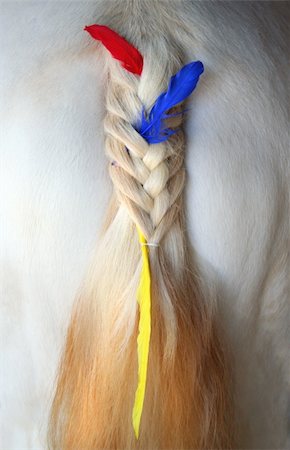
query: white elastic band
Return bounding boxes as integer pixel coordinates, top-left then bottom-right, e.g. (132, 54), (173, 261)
(141, 242), (159, 248)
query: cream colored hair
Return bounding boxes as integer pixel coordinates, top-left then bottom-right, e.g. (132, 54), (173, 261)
(49, 1), (232, 448)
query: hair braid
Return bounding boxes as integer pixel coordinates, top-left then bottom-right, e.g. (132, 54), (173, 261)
(48, 5), (232, 449)
(105, 65), (185, 244)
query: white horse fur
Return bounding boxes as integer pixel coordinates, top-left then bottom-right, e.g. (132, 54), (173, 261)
(0, 1), (289, 448)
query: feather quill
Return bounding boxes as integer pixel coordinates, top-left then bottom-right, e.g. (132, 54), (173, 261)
(84, 24), (143, 75)
(139, 61), (204, 144)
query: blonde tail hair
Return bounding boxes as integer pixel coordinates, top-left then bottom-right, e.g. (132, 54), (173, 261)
(49, 1), (232, 448)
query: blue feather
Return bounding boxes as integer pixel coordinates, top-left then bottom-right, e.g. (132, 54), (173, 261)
(138, 61), (204, 144)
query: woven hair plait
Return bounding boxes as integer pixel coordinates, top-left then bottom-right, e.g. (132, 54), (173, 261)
(49, 17), (232, 450)
(85, 23), (204, 439)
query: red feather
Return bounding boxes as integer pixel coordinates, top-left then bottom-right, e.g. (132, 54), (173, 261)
(84, 24), (143, 76)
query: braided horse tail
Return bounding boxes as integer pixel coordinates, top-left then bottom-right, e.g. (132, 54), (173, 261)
(49, 2), (231, 449)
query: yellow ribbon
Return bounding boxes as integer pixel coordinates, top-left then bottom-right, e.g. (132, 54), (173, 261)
(132, 226), (152, 439)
